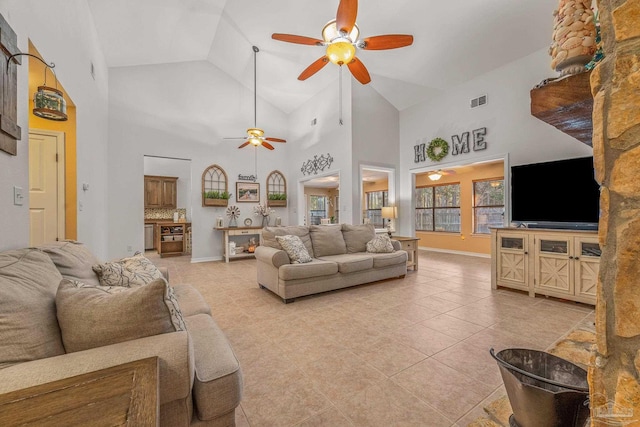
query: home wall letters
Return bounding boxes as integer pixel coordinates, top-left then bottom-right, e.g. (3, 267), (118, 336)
(414, 127), (487, 163)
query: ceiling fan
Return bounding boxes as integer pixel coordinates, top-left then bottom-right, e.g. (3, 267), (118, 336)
(272, 0), (413, 84)
(428, 169), (456, 181)
(225, 46), (286, 150)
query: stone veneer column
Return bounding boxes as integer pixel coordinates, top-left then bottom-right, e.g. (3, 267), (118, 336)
(590, 0), (640, 425)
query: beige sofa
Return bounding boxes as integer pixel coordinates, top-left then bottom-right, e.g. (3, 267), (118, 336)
(255, 224), (408, 303)
(0, 241), (242, 426)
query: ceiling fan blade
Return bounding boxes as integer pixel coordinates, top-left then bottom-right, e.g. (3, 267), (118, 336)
(261, 141), (275, 150)
(224, 137), (247, 140)
(347, 57), (371, 84)
(336, 0), (358, 34)
(362, 34), (414, 50)
(265, 137), (286, 143)
(238, 141), (250, 149)
(272, 33), (324, 46)
(298, 56), (329, 81)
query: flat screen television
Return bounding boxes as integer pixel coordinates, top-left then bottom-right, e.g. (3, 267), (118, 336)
(511, 156), (600, 229)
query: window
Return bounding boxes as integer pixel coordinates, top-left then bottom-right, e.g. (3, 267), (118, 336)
(473, 179), (504, 234)
(308, 195), (327, 225)
(365, 190), (388, 228)
(415, 184), (461, 232)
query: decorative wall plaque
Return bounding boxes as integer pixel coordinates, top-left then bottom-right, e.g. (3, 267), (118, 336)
(301, 153), (334, 175)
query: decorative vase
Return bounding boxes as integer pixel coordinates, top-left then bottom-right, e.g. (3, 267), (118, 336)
(549, 0), (596, 77)
(262, 216), (269, 228)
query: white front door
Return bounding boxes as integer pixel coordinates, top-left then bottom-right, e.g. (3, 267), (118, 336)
(29, 131), (65, 246)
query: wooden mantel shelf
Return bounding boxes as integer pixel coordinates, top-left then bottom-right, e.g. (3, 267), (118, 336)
(530, 71), (593, 146)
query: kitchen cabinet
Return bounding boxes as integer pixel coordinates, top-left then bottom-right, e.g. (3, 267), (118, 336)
(144, 175), (178, 209)
(157, 222), (190, 257)
(491, 227), (598, 305)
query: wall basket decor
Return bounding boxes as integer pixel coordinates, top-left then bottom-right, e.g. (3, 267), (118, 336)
(202, 164), (229, 207)
(266, 170), (287, 207)
(0, 13), (22, 155)
(301, 153), (334, 176)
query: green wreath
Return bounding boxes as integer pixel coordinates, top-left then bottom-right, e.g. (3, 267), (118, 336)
(426, 138), (449, 162)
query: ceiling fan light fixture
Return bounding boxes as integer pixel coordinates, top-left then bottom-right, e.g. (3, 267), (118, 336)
(322, 20), (359, 43)
(326, 41), (356, 65)
(247, 128), (264, 138)
(428, 172), (442, 181)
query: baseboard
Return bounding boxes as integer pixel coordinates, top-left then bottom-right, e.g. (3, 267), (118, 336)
(418, 246), (490, 259)
(190, 256), (222, 263)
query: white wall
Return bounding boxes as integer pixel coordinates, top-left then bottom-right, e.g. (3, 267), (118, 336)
(397, 48), (593, 236)
(287, 75), (353, 224)
(352, 83), (400, 222)
(108, 61), (290, 261)
(0, 1), (109, 256)
(144, 156), (192, 218)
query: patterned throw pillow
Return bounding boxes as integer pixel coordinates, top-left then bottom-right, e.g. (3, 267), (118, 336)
(56, 278), (186, 353)
(366, 235), (395, 253)
(275, 235), (313, 264)
(92, 252), (163, 287)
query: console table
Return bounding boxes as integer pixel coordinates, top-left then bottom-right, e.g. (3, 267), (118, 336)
(215, 227), (263, 263)
(392, 236), (419, 271)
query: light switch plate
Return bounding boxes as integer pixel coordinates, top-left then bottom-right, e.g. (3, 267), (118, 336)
(13, 186), (23, 206)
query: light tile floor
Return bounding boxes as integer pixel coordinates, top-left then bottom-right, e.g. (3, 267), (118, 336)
(150, 250), (595, 427)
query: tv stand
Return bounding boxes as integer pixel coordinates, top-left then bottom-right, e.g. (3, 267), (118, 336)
(513, 222), (598, 231)
(491, 227), (599, 305)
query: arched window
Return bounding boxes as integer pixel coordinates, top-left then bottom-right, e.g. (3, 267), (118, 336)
(266, 170), (287, 207)
(202, 164), (229, 206)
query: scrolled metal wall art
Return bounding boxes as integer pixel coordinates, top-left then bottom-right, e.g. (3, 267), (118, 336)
(301, 153), (334, 176)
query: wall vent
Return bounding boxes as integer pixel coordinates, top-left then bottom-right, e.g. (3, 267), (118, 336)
(471, 94), (487, 108)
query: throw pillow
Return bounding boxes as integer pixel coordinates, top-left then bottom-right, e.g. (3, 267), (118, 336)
(0, 249), (66, 368)
(275, 235), (313, 264)
(262, 226), (315, 258)
(366, 235), (395, 253)
(92, 252), (163, 287)
(56, 278), (186, 353)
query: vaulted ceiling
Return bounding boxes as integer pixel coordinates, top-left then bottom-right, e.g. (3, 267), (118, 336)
(87, 0), (559, 114)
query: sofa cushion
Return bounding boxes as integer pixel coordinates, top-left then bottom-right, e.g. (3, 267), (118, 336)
(279, 259), (338, 281)
(275, 235), (312, 264)
(369, 251), (408, 268)
(56, 278), (186, 353)
(0, 249), (65, 368)
(317, 254), (374, 274)
(92, 252), (164, 287)
(309, 225), (347, 257)
(184, 314), (243, 421)
(173, 284), (212, 317)
(37, 240), (101, 287)
(366, 234), (395, 253)
(342, 224), (376, 253)
(262, 226), (315, 258)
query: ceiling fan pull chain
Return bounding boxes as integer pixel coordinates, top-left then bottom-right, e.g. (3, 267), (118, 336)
(339, 66), (343, 126)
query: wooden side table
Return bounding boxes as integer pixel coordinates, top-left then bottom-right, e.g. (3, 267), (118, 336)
(392, 236), (419, 271)
(216, 227), (263, 262)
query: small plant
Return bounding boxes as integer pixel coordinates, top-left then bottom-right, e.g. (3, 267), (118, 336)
(204, 191), (231, 199)
(268, 193), (287, 200)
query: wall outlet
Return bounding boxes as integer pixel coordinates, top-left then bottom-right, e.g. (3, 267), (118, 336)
(13, 186), (24, 206)
(126, 245), (133, 252)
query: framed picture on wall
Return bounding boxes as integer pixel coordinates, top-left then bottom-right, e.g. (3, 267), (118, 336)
(236, 182), (260, 203)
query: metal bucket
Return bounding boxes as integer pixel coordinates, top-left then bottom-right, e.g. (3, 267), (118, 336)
(490, 348), (590, 427)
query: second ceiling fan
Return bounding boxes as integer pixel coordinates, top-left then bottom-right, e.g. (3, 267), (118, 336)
(226, 46), (286, 150)
(272, 0), (413, 84)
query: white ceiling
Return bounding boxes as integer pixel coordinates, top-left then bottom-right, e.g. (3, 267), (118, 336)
(87, 0), (558, 114)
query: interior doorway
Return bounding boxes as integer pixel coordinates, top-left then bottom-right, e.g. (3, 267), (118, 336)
(360, 165), (396, 232)
(299, 171), (340, 226)
(28, 130), (66, 246)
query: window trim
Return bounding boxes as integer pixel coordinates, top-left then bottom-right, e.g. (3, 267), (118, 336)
(415, 182), (461, 233)
(472, 177), (505, 234)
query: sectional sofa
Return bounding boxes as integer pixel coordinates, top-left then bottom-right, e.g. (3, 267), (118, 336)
(255, 224), (408, 302)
